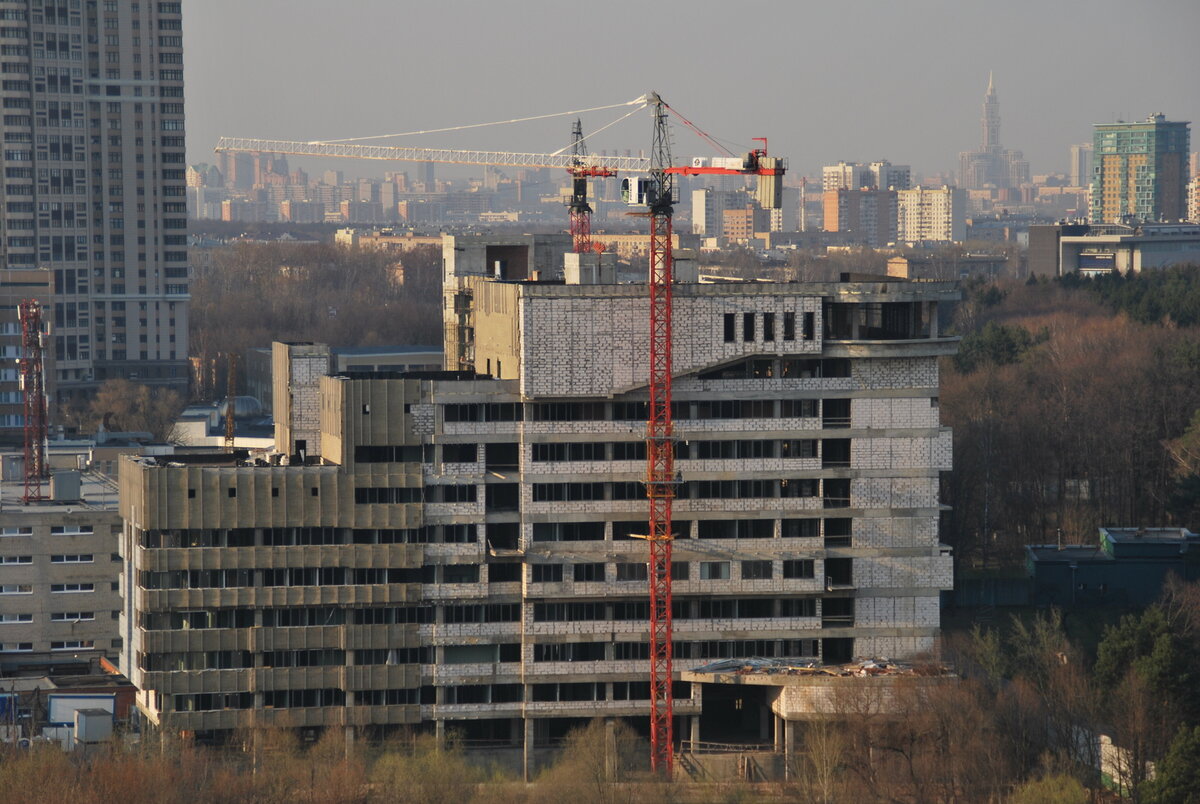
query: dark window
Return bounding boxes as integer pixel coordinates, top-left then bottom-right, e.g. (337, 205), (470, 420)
(488, 563), (521, 583)
(573, 563), (605, 582)
(355, 445), (424, 463)
(354, 487), (421, 505)
(443, 443), (478, 463)
(783, 560), (815, 579)
(611, 441), (646, 460)
(723, 313), (735, 343)
(781, 598), (817, 617)
(763, 312), (775, 342)
(780, 399), (818, 418)
(442, 565), (480, 584)
(783, 312), (796, 341)
(615, 562), (648, 581)
(531, 564), (564, 583)
(782, 519), (819, 538)
(741, 560), (773, 580)
(672, 562), (690, 581)
(780, 439), (817, 459)
(743, 312), (755, 342)
(532, 522), (604, 542)
(803, 312), (815, 340)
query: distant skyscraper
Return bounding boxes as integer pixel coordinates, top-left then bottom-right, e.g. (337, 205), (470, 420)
(822, 188), (897, 247)
(1068, 143), (1093, 188)
(822, 161), (910, 192)
(0, 0), (189, 399)
(1090, 115), (1191, 223)
(822, 162), (872, 192)
(981, 73), (1000, 150)
(897, 186), (966, 244)
(958, 74), (1030, 190)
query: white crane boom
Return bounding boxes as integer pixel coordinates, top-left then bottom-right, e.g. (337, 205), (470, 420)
(213, 137), (651, 172)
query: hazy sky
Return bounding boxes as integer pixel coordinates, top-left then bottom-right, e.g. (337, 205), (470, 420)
(183, 0), (1200, 181)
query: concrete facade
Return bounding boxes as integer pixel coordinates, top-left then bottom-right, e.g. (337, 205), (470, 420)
(119, 243), (956, 745)
(896, 187), (967, 244)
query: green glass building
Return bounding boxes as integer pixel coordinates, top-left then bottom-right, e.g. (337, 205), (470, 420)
(1091, 115), (1190, 224)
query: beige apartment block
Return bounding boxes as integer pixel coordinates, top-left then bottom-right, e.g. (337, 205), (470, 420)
(0, 472), (123, 671)
(120, 238), (956, 751)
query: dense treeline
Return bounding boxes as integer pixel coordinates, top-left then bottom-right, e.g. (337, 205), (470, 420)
(942, 271), (1200, 566)
(797, 579), (1200, 802)
(189, 242), (443, 373)
(1064, 264), (1200, 327)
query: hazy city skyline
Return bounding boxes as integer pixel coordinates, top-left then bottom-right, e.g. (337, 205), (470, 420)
(183, 0), (1199, 181)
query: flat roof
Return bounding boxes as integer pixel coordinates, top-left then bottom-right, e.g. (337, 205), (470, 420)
(1102, 527), (1196, 543)
(0, 461), (119, 512)
(1026, 545), (1108, 562)
(334, 345), (442, 356)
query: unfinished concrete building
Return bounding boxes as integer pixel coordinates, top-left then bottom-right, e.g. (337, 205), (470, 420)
(119, 241), (955, 753)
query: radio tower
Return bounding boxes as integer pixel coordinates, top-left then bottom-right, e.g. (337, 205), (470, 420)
(644, 92), (676, 777)
(19, 300), (48, 503)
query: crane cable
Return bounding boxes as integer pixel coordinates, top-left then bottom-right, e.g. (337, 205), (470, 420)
(660, 101), (737, 157)
(548, 102), (648, 157)
(316, 96), (648, 144)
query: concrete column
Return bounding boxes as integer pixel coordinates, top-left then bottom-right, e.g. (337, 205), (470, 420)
(773, 713), (783, 753)
(784, 719), (795, 781)
(689, 715), (700, 751)
(523, 717), (535, 782)
(604, 718), (617, 781)
(344, 726), (355, 759)
(435, 718), (445, 746)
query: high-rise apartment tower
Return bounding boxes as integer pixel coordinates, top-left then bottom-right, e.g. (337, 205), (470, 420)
(1090, 115), (1191, 224)
(0, 0), (189, 400)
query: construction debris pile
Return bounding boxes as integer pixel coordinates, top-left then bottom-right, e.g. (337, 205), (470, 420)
(689, 657), (953, 677)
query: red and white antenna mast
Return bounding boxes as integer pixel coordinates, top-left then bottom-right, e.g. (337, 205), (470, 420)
(19, 300), (48, 502)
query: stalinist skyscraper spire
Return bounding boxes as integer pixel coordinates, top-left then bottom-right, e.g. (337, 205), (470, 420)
(982, 71), (1000, 150)
(959, 73), (1029, 189)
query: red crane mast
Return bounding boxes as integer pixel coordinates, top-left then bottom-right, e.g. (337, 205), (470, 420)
(644, 93), (676, 777)
(19, 300), (48, 503)
(641, 95), (787, 776)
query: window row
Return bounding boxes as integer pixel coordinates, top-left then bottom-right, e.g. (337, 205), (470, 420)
(443, 397), (849, 423)
(723, 311), (816, 343)
(529, 438), (824, 463)
(533, 517), (849, 542)
(532, 597), (820, 622)
(140, 525), (478, 548)
(530, 478), (849, 502)
(528, 559), (814, 584)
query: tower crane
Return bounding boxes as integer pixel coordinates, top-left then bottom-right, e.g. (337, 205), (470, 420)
(214, 96), (652, 243)
(566, 119), (615, 253)
(636, 92), (785, 777)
